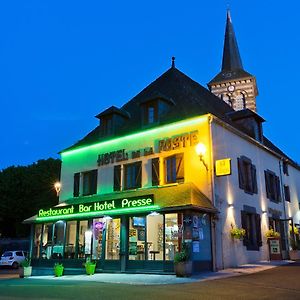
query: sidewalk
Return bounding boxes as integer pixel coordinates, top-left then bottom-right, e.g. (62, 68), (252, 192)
(28, 260), (294, 285)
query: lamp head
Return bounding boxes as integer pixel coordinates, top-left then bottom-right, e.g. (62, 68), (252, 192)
(196, 143), (206, 157)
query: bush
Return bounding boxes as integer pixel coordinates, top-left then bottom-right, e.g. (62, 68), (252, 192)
(20, 259), (31, 268)
(265, 229), (280, 238)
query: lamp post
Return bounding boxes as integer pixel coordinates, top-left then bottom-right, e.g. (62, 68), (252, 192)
(54, 182), (61, 196)
(195, 143), (208, 171)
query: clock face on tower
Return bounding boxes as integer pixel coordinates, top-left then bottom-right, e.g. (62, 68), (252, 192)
(227, 85), (235, 92)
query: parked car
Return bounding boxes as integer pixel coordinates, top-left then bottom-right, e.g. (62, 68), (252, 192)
(0, 251), (28, 269)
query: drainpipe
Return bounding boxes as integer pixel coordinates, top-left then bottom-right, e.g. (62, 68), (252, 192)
(208, 115), (218, 271)
(279, 159), (289, 255)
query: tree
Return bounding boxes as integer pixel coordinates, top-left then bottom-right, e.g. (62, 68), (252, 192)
(0, 158), (61, 238)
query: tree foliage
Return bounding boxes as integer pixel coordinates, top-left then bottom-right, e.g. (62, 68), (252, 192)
(0, 158), (61, 237)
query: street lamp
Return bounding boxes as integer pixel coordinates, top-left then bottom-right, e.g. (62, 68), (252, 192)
(195, 143), (208, 171)
(54, 181), (61, 196)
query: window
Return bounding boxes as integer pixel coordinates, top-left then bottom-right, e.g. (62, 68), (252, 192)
(241, 210), (262, 251)
(152, 158), (160, 186)
(283, 160), (289, 176)
(102, 116), (113, 135)
(82, 170), (98, 196)
(33, 224), (42, 259)
(64, 221), (77, 259)
(73, 173), (80, 197)
(105, 218), (121, 260)
(165, 213), (180, 261)
(113, 165), (121, 191)
(284, 185), (291, 202)
(124, 162), (142, 190)
(237, 156), (257, 194)
(143, 101), (158, 125)
(264, 170), (281, 203)
(165, 154), (184, 184)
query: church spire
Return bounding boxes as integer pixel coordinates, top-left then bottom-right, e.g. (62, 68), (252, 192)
(222, 9), (243, 71)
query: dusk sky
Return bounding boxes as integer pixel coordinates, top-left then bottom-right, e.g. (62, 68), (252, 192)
(1, 1), (300, 169)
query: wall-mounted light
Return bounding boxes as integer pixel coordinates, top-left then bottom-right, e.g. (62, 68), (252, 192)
(54, 182), (61, 196)
(195, 143), (208, 171)
(262, 210), (267, 214)
(148, 211), (160, 216)
(228, 204), (234, 208)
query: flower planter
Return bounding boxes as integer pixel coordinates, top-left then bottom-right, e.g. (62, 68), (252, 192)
(174, 261), (192, 277)
(85, 263), (96, 275)
(54, 265), (64, 277)
(19, 266), (32, 278)
(289, 250), (300, 260)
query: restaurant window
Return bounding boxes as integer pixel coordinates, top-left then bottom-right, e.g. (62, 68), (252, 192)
(165, 213), (179, 261)
(264, 170), (281, 203)
(41, 223), (53, 259)
(53, 221), (65, 259)
(105, 218), (121, 260)
(165, 154), (184, 184)
(92, 218), (105, 260)
(113, 165), (121, 191)
(64, 221), (77, 259)
(152, 158), (160, 186)
(82, 169), (98, 196)
(146, 214), (164, 261)
(241, 210), (262, 251)
(237, 156), (257, 194)
(129, 216), (146, 260)
(284, 185), (291, 202)
(78, 220), (89, 258)
(33, 224), (42, 259)
(124, 162), (142, 190)
(73, 173), (80, 197)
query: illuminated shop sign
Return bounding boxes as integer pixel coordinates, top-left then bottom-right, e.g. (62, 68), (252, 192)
(215, 158), (231, 176)
(37, 195), (157, 222)
(97, 131), (199, 166)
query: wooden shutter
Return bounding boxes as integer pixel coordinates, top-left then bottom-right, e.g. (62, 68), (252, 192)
(113, 165), (121, 191)
(176, 154), (184, 182)
(241, 210), (250, 247)
(251, 165), (258, 194)
(284, 185), (291, 202)
(275, 176), (281, 202)
(255, 214), (262, 247)
(264, 170), (271, 199)
(90, 170), (98, 194)
(135, 162), (142, 188)
(73, 173), (80, 197)
(237, 158), (245, 190)
(152, 158), (160, 186)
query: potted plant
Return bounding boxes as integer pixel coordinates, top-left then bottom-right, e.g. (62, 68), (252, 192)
(265, 229), (280, 238)
(54, 262), (64, 277)
(289, 225), (300, 260)
(19, 259), (32, 278)
(84, 258), (96, 275)
(230, 227), (246, 240)
(174, 243), (192, 277)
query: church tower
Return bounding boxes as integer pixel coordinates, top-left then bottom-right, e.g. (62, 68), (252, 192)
(208, 11), (258, 112)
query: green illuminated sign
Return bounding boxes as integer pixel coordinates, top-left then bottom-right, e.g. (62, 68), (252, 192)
(37, 195), (156, 221)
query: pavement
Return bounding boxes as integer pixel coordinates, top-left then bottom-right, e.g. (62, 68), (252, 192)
(27, 260), (294, 285)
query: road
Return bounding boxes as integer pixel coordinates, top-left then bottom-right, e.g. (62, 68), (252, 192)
(0, 262), (299, 300)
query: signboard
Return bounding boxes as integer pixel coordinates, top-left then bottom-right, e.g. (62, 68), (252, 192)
(270, 239), (280, 254)
(37, 195), (156, 221)
(215, 159), (231, 176)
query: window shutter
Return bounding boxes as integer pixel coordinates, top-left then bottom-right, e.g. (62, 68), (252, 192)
(275, 176), (281, 202)
(264, 171), (271, 199)
(114, 165), (121, 191)
(73, 173), (80, 197)
(91, 170), (98, 194)
(241, 211), (250, 247)
(284, 185), (291, 202)
(152, 158), (160, 186)
(176, 154), (184, 182)
(237, 158), (245, 190)
(251, 165), (258, 194)
(255, 214), (262, 247)
(136, 162), (142, 188)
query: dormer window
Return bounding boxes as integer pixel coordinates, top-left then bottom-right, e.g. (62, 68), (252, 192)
(144, 101), (158, 125)
(103, 116), (113, 135)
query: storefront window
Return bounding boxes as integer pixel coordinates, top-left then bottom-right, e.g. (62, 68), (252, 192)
(105, 218), (120, 260)
(92, 218), (105, 260)
(129, 216), (146, 260)
(41, 223), (53, 259)
(78, 220), (89, 258)
(33, 224), (42, 258)
(165, 213), (179, 261)
(146, 214), (164, 260)
(64, 221), (77, 259)
(53, 221), (65, 259)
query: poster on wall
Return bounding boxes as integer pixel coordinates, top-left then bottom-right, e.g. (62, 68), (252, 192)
(192, 241), (200, 253)
(199, 228), (204, 240)
(193, 216), (199, 228)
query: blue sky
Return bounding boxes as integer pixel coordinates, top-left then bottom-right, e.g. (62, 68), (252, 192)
(1, 1), (300, 169)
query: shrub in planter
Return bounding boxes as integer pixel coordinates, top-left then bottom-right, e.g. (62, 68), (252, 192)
(19, 259), (32, 278)
(174, 243), (192, 277)
(265, 229), (280, 238)
(54, 263), (64, 277)
(83, 258), (96, 275)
